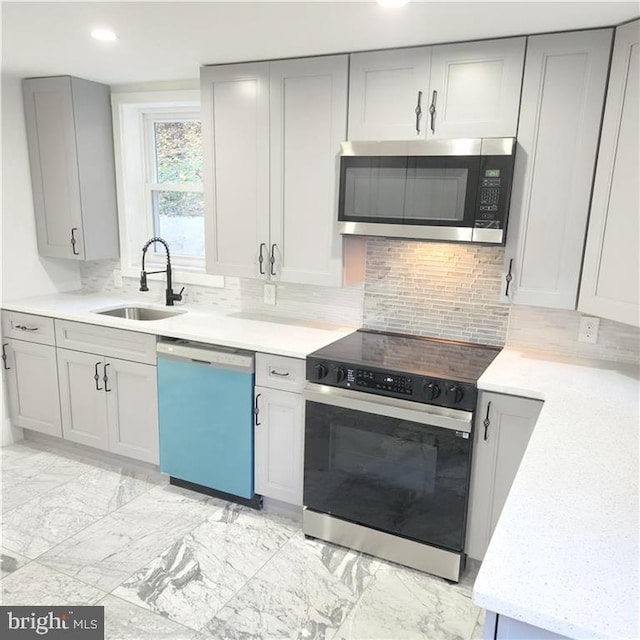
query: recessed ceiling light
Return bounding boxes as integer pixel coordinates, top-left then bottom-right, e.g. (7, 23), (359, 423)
(91, 29), (118, 42)
(377, 0), (410, 7)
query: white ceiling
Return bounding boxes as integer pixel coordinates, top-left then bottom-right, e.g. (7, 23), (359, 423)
(2, 1), (639, 87)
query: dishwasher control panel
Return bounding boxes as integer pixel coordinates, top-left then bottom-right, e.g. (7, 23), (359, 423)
(157, 338), (254, 371)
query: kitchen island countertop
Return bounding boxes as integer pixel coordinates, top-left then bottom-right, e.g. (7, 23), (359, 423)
(475, 348), (639, 640)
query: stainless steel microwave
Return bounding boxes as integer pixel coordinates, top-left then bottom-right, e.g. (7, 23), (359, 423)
(337, 138), (516, 245)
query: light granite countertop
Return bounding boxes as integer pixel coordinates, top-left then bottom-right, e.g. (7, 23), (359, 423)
(474, 348), (639, 640)
(1, 292), (356, 359)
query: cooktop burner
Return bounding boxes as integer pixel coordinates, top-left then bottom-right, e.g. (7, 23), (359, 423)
(306, 329), (501, 412)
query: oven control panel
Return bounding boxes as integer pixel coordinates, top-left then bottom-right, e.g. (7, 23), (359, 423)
(306, 358), (477, 412)
(356, 369), (413, 395)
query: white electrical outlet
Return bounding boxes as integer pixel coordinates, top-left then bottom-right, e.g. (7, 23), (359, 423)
(264, 283), (276, 305)
(578, 316), (600, 344)
(113, 269), (123, 288)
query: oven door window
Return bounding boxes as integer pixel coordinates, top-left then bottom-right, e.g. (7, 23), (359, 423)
(304, 401), (472, 553)
(338, 155), (481, 227)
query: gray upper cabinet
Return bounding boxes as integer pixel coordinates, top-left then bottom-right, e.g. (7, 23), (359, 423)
(348, 37), (525, 140)
(22, 76), (119, 261)
(502, 29), (612, 308)
(202, 55), (364, 286)
(428, 37), (525, 139)
(348, 47), (431, 140)
(579, 20), (640, 327)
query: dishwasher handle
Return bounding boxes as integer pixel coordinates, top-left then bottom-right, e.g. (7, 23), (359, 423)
(157, 339), (254, 373)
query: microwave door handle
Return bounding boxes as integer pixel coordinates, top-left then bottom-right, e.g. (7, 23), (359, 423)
(414, 90), (423, 135)
(429, 90), (437, 134)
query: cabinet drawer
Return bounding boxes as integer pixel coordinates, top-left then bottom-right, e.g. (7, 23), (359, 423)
(2, 311), (56, 345)
(256, 353), (305, 392)
(55, 320), (156, 365)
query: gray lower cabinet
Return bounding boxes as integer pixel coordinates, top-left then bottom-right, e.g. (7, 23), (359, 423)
(3, 338), (62, 437)
(484, 611), (571, 640)
(22, 76), (118, 260)
(502, 29), (612, 308)
(57, 348), (159, 464)
(254, 353), (305, 505)
(466, 392), (543, 561)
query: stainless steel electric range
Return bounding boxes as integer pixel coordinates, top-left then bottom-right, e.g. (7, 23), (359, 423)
(302, 329), (501, 582)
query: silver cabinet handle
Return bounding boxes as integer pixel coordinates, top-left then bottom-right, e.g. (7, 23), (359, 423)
(270, 369), (290, 378)
(94, 361), (103, 391)
(415, 90), (423, 135)
(103, 363), (111, 392)
(2, 343), (10, 370)
(505, 259), (514, 297)
(483, 401), (492, 441)
(254, 393), (261, 426)
(258, 243), (267, 275)
(71, 227), (80, 255)
(15, 325), (39, 332)
(429, 90), (437, 134)
(269, 244), (277, 277)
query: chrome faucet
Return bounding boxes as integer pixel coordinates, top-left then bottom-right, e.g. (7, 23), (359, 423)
(139, 237), (184, 306)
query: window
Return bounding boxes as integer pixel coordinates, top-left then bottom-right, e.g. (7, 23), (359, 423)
(112, 90), (222, 287)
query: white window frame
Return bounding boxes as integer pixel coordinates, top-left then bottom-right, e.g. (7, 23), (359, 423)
(111, 90), (223, 288)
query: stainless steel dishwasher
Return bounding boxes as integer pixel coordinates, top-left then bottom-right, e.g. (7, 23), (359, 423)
(156, 337), (261, 508)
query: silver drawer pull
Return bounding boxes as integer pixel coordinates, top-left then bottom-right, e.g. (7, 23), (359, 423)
(270, 369), (290, 378)
(15, 325), (39, 332)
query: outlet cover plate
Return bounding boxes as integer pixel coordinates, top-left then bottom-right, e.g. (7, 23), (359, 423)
(578, 316), (600, 344)
(264, 283), (276, 305)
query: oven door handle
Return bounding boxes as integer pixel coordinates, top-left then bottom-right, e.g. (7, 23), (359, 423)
(303, 383), (472, 433)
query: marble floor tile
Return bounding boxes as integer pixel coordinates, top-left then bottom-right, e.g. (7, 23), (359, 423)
(2, 465), (160, 557)
(113, 503), (299, 630)
(39, 484), (223, 592)
(198, 531), (380, 640)
(101, 595), (196, 640)
(0, 548), (29, 579)
(1, 561), (106, 606)
(2, 449), (99, 512)
(333, 562), (481, 640)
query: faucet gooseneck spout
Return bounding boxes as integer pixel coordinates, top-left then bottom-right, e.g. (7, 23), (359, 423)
(139, 237), (184, 306)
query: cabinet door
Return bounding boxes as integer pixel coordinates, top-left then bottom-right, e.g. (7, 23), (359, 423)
(22, 76), (118, 261)
(201, 62), (271, 278)
(503, 30), (612, 308)
(269, 55), (349, 286)
(23, 77), (84, 259)
(348, 47), (431, 140)
(4, 339), (62, 437)
(428, 38), (525, 139)
(106, 358), (159, 464)
(579, 20), (640, 327)
(466, 392), (543, 561)
(57, 348), (109, 450)
(254, 386), (304, 505)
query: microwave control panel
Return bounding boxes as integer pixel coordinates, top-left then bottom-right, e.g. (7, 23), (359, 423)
(474, 157), (514, 230)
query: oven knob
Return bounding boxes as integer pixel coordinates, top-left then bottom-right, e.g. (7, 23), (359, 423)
(335, 366), (347, 383)
(425, 381), (441, 401)
(314, 363), (328, 380)
(446, 384), (464, 404)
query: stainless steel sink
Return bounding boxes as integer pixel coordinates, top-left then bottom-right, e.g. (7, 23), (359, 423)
(93, 306), (186, 321)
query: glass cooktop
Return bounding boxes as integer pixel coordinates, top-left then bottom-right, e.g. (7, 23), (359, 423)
(310, 329), (501, 384)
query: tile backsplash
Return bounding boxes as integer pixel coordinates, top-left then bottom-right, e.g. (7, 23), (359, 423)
(79, 261), (364, 327)
(80, 240), (639, 364)
(363, 239), (509, 346)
